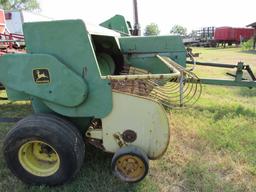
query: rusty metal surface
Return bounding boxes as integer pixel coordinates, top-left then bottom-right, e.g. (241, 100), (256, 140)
(110, 63), (202, 108)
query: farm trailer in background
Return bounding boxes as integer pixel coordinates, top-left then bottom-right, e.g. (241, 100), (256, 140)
(184, 26), (255, 47)
(214, 27), (255, 46)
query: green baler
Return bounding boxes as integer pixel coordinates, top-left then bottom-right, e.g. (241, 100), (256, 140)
(0, 16), (255, 186)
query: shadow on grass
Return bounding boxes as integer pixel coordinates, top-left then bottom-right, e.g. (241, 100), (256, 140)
(183, 158), (250, 192)
(239, 50), (256, 55)
(235, 87), (256, 97)
(200, 47), (240, 51)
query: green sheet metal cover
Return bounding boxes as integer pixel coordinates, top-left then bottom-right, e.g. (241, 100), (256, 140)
(0, 54), (88, 107)
(22, 20), (112, 118)
(100, 15), (130, 36)
(119, 36), (186, 67)
(119, 35), (185, 53)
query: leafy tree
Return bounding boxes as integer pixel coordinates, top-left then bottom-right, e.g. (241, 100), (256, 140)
(170, 25), (187, 36)
(0, 0), (40, 11)
(241, 38), (254, 50)
(144, 23), (160, 36)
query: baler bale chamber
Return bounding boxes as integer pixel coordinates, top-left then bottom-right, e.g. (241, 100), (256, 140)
(0, 15), (255, 186)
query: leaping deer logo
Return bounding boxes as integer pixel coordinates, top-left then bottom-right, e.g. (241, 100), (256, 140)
(36, 70), (48, 80)
(33, 69), (50, 83)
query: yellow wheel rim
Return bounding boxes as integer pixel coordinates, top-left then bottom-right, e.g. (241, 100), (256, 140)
(18, 141), (60, 177)
(115, 154), (146, 182)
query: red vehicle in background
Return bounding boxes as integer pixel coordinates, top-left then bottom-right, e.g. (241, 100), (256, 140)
(214, 27), (255, 45)
(184, 26), (255, 47)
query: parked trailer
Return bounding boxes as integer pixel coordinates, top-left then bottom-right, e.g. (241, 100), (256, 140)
(183, 27), (216, 47)
(214, 27), (255, 45)
(185, 26), (255, 47)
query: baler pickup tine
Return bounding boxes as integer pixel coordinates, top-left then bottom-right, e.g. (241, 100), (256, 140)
(111, 56), (202, 108)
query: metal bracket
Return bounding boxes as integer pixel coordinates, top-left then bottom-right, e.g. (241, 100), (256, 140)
(187, 60), (256, 88)
(235, 62), (244, 81)
(85, 127), (103, 140)
(113, 132), (126, 147)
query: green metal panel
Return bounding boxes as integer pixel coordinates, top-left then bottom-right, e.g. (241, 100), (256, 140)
(124, 56), (170, 74)
(97, 53), (115, 75)
(0, 54), (87, 107)
(119, 36), (186, 67)
(22, 20), (113, 118)
(91, 35), (124, 74)
(100, 15), (130, 36)
(6, 87), (30, 100)
(32, 97), (54, 114)
(119, 36), (185, 53)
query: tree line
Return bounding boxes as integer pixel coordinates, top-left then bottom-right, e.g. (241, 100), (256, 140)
(0, 0), (39, 11)
(144, 23), (187, 36)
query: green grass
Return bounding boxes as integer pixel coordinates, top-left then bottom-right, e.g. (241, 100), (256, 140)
(0, 47), (256, 192)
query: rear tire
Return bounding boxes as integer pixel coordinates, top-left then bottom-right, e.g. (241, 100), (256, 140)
(3, 113), (85, 186)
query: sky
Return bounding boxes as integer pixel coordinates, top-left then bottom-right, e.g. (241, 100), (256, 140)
(38, 0), (256, 35)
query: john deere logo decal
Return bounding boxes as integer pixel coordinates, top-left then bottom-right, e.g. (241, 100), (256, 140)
(33, 69), (50, 84)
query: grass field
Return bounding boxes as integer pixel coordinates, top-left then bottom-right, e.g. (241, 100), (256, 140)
(0, 47), (256, 192)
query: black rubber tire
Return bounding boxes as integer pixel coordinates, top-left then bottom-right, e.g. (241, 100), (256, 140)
(111, 145), (149, 183)
(3, 113), (85, 186)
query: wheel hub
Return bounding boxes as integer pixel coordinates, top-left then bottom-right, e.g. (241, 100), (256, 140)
(18, 141), (60, 177)
(116, 155), (145, 181)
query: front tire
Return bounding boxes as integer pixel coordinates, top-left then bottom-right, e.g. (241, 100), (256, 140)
(3, 114), (85, 186)
(111, 146), (149, 183)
